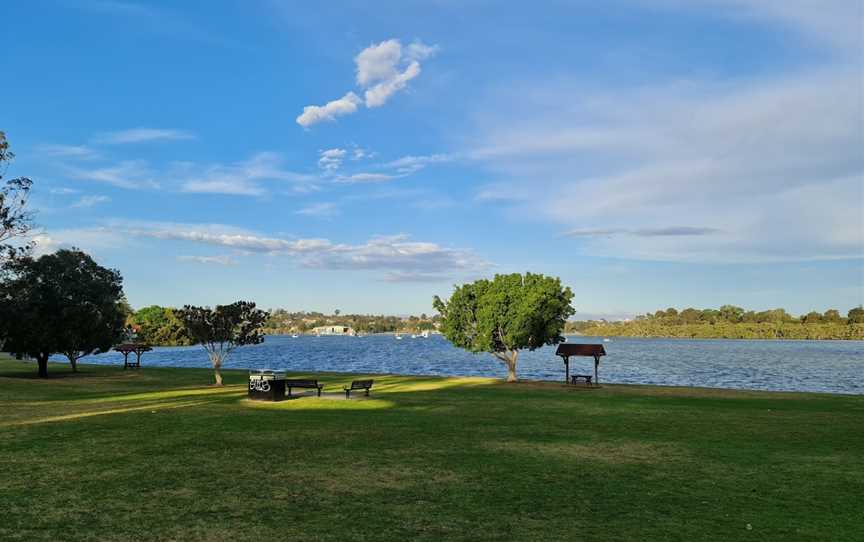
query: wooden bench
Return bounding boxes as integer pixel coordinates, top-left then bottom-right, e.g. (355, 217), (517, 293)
(570, 374), (593, 386)
(285, 379), (324, 397)
(344, 379), (374, 398)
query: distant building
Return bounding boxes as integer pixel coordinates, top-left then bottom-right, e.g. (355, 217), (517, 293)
(312, 325), (356, 336)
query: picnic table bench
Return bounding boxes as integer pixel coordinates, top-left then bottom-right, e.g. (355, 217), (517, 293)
(570, 374), (593, 386)
(344, 379), (374, 399)
(285, 379), (324, 397)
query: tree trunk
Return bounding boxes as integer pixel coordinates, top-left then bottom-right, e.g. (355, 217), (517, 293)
(69, 357), (78, 373)
(210, 355), (224, 386)
(505, 350), (519, 383)
(37, 353), (49, 378)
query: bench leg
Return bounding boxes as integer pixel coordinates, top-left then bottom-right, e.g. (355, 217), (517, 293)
(345, 389), (350, 399)
(317, 387), (322, 397)
(287, 387), (292, 397)
(365, 389), (370, 397)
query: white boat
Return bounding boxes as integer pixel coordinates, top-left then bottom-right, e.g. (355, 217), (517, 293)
(395, 334), (403, 340)
(411, 334), (418, 339)
(421, 331), (430, 338)
(603, 338), (611, 342)
(291, 334), (299, 338)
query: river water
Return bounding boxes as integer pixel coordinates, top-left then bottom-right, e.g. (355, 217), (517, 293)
(54, 335), (864, 395)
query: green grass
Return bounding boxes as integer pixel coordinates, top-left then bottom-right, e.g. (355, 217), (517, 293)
(1, 356), (862, 541)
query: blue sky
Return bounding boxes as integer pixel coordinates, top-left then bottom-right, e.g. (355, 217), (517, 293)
(3, 0), (862, 317)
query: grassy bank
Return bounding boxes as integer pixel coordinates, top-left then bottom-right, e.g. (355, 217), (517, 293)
(1, 357), (862, 541)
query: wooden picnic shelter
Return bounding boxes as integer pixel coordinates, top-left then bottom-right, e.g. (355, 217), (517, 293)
(114, 343), (152, 369)
(555, 343), (606, 386)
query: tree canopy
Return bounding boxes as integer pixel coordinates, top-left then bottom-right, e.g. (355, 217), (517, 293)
(433, 273), (574, 382)
(0, 131), (34, 261)
(128, 305), (194, 346)
(0, 249), (127, 377)
(177, 301), (267, 385)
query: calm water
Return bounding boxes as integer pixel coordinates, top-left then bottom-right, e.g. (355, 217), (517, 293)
(54, 335), (864, 395)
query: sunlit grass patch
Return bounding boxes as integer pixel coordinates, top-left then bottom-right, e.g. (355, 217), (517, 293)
(242, 396), (395, 411)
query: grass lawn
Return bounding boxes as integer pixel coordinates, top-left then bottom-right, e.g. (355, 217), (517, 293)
(1, 356), (862, 541)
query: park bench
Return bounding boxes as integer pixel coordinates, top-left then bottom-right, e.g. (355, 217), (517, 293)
(570, 374), (593, 386)
(344, 379), (374, 399)
(556, 344), (606, 386)
(285, 379), (324, 397)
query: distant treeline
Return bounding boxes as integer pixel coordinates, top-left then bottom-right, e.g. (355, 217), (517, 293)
(567, 306), (864, 340)
(264, 309), (440, 335)
(125, 306), (441, 345)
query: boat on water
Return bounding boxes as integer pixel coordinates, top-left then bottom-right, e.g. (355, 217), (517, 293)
(604, 338), (611, 342)
(395, 334), (403, 340)
(421, 330), (430, 338)
(291, 334), (299, 338)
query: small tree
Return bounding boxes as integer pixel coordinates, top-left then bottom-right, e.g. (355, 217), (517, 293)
(177, 301), (267, 386)
(433, 273), (574, 382)
(0, 249), (126, 377)
(0, 131), (34, 261)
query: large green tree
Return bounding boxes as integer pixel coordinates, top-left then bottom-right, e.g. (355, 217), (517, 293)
(177, 301), (267, 386)
(129, 305), (194, 346)
(433, 273), (574, 382)
(0, 249), (127, 377)
(0, 131), (34, 261)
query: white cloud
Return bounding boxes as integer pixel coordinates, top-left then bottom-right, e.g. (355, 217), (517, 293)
(355, 39), (403, 87)
(364, 61), (421, 108)
(71, 195), (111, 208)
(94, 128), (195, 144)
(296, 202), (339, 217)
(177, 255), (237, 266)
(318, 148), (347, 172)
(296, 39), (437, 126)
(296, 92), (362, 128)
(357, 39), (436, 108)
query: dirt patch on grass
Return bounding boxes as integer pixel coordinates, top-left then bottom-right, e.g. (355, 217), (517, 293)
(487, 439), (690, 465)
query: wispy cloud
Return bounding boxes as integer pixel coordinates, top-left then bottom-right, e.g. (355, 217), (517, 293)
(564, 227), (721, 238)
(48, 187), (80, 195)
(335, 172), (396, 184)
(94, 128), (195, 144)
(37, 144), (99, 160)
(381, 271), (452, 283)
(470, 66), (863, 263)
(124, 223), (489, 278)
(383, 153), (452, 174)
(71, 194), (111, 208)
(296, 202), (339, 217)
(177, 255), (237, 266)
(297, 39), (438, 127)
(176, 152), (317, 195)
(68, 160), (159, 189)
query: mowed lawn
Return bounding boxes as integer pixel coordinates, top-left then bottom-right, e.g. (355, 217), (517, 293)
(1, 356), (862, 541)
